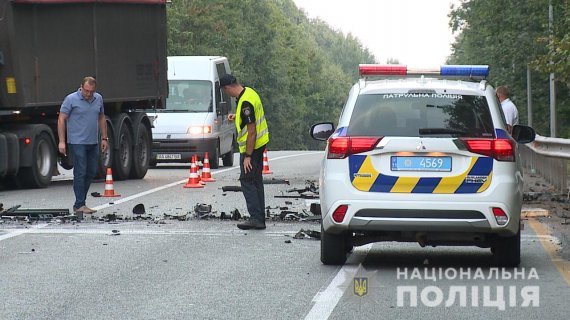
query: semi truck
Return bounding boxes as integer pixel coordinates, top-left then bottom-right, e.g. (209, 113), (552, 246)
(0, 0), (168, 188)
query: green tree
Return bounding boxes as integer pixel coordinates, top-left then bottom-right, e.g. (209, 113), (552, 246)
(449, 0), (570, 137)
(166, 0), (375, 149)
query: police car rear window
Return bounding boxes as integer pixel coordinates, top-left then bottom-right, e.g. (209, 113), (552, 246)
(347, 93), (494, 138)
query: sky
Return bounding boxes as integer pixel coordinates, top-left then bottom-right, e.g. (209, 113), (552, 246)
(292, 0), (460, 67)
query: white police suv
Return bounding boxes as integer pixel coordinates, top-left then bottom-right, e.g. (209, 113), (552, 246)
(310, 65), (535, 266)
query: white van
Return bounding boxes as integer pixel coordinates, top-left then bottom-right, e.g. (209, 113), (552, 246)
(149, 56), (236, 168)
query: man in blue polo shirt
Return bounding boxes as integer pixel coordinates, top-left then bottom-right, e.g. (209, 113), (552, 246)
(57, 77), (108, 215)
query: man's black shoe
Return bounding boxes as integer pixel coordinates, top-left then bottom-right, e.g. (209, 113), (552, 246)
(237, 219), (266, 230)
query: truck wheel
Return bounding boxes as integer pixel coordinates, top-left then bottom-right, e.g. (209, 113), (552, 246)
(321, 224), (348, 265)
(210, 143), (220, 169)
(129, 114), (151, 179)
(97, 117), (114, 179)
(18, 132), (55, 188)
(492, 229), (521, 267)
(111, 114), (133, 181)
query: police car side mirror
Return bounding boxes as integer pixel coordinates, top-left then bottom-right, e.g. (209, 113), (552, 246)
(512, 125), (535, 144)
(311, 122), (335, 141)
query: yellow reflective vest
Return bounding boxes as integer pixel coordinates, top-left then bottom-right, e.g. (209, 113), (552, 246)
(235, 87), (269, 153)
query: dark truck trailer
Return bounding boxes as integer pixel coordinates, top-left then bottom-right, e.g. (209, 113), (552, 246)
(0, 0), (167, 188)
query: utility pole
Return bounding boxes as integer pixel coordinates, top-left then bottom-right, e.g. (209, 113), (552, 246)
(549, 0), (556, 137)
(527, 66), (533, 127)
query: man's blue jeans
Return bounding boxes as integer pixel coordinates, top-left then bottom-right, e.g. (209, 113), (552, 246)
(69, 144), (99, 209)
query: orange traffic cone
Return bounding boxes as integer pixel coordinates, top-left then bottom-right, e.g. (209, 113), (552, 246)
(102, 167), (121, 197)
(201, 152), (216, 182)
(184, 157), (204, 188)
(193, 155), (206, 185)
(262, 148), (273, 174)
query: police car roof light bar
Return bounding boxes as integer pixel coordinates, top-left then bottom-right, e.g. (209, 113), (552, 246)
(440, 65), (490, 77)
(359, 64), (407, 76)
(359, 64), (490, 78)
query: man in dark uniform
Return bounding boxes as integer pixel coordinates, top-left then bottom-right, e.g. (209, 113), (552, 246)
(220, 74), (270, 230)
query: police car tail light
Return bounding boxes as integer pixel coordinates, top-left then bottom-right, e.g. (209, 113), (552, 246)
(359, 64), (489, 77)
(461, 138), (515, 162)
(332, 205), (348, 223)
(492, 207), (508, 225)
(327, 137), (382, 159)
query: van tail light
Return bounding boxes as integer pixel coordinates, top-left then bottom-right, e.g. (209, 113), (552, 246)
(332, 205), (349, 223)
(460, 138), (514, 161)
(492, 207), (508, 225)
(327, 136), (382, 159)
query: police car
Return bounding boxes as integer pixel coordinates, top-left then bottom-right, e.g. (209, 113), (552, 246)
(310, 65), (535, 266)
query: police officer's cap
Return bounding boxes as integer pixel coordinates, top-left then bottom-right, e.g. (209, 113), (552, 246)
(219, 74), (237, 87)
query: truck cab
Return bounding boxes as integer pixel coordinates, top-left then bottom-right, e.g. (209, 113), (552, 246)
(149, 56), (236, 168)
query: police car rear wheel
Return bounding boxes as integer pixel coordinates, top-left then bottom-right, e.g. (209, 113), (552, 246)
(321, 224), (348, 265)
(492, 229), (521, 267)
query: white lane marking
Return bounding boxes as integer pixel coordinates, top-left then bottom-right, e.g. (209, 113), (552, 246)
(304, 244), (372, 320)
(93, 151), (323, 211)
(0, 151), (323, 241)
(0, 224), (48, 241)
(0, 228), (307, 236)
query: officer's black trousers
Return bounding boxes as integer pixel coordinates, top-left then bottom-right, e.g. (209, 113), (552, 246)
(239, 145), (266, 222)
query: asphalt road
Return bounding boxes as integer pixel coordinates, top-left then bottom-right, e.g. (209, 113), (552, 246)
(1, 151), (569, 320)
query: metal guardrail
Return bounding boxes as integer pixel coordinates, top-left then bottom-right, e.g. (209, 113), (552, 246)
(519, 134), (569, 193)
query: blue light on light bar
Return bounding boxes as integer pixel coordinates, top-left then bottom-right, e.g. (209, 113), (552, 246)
(440, 65), (489, 77)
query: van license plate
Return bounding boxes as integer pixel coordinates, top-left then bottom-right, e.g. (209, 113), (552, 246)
(391, 156), (451, 172)
(157, 154), (181, 160)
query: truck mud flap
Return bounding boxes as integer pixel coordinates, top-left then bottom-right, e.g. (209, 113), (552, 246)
(3, 132), (20, 176)
(0, 134), (7, 177)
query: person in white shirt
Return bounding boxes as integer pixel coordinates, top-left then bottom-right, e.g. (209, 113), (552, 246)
(496, 85), (519, 134)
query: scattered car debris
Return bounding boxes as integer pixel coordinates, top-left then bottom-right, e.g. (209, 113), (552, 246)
(309, 203), (321, 215)
(274, 181), (319, 199)
(288, 229), (321, 240)
(523, 192), (541, 201)
(194, 203), (215, 219)
(163, 212), (188, 221)
(1, 205), (71, 222)
(222, 186), (241, 192)
(109, 229), (120, 236)
(132, 203), (146, 215)
(262, 178), (290, 185)
(91, 192), (102, 197)
(220, 209), (241, 220)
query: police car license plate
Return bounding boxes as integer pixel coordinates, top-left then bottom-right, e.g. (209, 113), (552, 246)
(391, 156), (451, 172)
(157, 154), (181, 160)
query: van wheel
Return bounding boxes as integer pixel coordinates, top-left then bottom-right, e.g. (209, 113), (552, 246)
(321, 224), (348, 265)
(492, 229), (521, 267)
(210, 143), (220, 169)
(222, 151), (234, 167)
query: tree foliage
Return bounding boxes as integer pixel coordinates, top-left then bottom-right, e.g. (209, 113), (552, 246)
(449, 0), (570, 137)
(166, 0), (375, 150)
